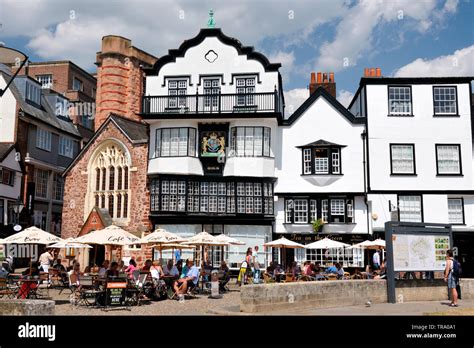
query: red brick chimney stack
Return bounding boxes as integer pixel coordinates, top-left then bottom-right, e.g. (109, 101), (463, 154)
(94, 35), (158, 131)
(364, 67), (382, 78)
(309, 71), (336, 98)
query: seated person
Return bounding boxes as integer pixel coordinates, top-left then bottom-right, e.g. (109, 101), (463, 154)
(105, 261), (120, 278)
(335, 263), (345, 279)
(173, 258), (199, 296)
(219, 261), (230, 291)
(150, 261), (164, 281)
(365, 266), (374, 279)
(266, 261), (276, 277)
(303, 261), (315, 277)
(176, 259), (183, 276)
(118, 261), (126, 272)
(141, 259), (152, 272)
(18, 262), (41, 299)
(98, 260), (110, 278)
(325, 265), (338, 274)
(163, 259), (180, 278)
(313, 262), (321, 274)
(125, 259), (138, 280)
(289, 262), (301, 277)
(68, 262), (82, 288)
(0, 264), (9, 278)
(83, 266), (91, 274)
(53, 259), (66, 272)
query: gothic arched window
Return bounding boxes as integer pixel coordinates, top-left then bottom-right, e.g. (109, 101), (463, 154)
(89, 142), (131, 221)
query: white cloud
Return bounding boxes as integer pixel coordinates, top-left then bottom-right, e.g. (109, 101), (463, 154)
(267, 51), (295, 83)
(1, 0), (345, 69)
(337, 90), (355, 108)
(314, 0), (458, 72)
(284, 88), (308, 117)
(394, 45), (474, 77)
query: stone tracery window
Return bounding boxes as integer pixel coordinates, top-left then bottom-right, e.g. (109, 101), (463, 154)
(90, 142), (131, 220)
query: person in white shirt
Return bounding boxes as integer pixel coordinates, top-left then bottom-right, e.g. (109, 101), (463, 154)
(163, 259), (179, 277)
(252, 246), (261, 283)
(372, 250), (381, 270)
(98, 260), (110, 278)
(38, 249), (54, 273)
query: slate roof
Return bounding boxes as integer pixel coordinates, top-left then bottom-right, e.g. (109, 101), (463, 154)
(0, 143), (15, 162)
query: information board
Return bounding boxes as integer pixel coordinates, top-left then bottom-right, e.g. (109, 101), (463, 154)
(392, 234), (450, 271)
(106, 281), (127, 306)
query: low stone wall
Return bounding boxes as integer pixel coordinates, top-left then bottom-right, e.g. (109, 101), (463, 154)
(240, 280), (387, 313)
(395, 278), (474, 302)
(0, 300), (55, 316)
(240, 278), (474, 313)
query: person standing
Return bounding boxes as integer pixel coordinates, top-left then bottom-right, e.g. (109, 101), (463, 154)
(38, 248), (54, 273)
(252, 246), (261, 283)
(372, 250), (381, 270)
(444, 249), (459, 307)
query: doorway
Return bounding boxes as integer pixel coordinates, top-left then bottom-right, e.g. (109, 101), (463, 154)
(89, 245), (105, 267)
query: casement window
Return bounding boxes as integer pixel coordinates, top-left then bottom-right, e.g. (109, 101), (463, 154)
(36, 74), (53, 89)
(0, 168), (15, 186)
(301, 146), (342, 175)
(150, 178), (273, 215)
(390, 144), (415, 174)
(436, 144), (461, 175)
(72, 77), (83, 91)
(155, 128), (197, 157)
(236, 77), (256, 106)
(168, 80), (187, 108)
(398, 195), (422, 222)
(230, 127), (271, 157)
(388, 86), (412, 115)
(285, 197), (354, 224)
(433, 86), (457, 115)
(36, 128), (52, 151)
(448, 198), (464, 224)
(59, 136), (74, 158)
(26, 81), (41, 105)
(53, 173), (64, 201)
(203, 79), (220, 108)
(35, 169), (49, 199)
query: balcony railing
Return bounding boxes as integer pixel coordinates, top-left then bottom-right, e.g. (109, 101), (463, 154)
(142, 92), (283, 116)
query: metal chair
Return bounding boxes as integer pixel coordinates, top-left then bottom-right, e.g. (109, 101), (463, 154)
(0, 277), (16, 299)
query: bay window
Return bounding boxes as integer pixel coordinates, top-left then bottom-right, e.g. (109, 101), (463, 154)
(231, 126), (271, 157)
(285, 197), (354, 224)
(154, 127), (197, 157)
(300, 142), (343, 175)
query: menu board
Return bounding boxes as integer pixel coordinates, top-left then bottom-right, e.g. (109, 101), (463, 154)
(106, 281), (127, 306)
(392, 234), (450, 271)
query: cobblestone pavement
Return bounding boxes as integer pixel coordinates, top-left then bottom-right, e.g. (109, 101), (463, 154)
(51, 283), (243, 316)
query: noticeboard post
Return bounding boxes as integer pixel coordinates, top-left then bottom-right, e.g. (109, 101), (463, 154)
(385, 221), (453, 303)
(106, 281), (128, 306)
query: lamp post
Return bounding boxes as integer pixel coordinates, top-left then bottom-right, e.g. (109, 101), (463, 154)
(0, 45), (29, 97)
(12, 196), (24, 226)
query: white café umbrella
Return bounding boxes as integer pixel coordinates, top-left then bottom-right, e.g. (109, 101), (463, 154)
(214, 234), (245, 245)
(182, 232), (229, 267)
(75, 225), (140, 246)
(140, 229), (187, 261)
(75, 225), (141, 265)
(347, 239), (386, 250)
(3, 226), (64, 245)
(264, 237), (305, 269)
(48, 238), (92, 249)
(305, 237), (350, 249)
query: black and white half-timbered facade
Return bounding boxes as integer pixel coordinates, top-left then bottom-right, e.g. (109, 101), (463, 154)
(142, 25), (474, 271)
(143, 28), (284, 268)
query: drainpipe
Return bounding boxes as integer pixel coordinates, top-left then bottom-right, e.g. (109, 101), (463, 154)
(361, 130), (370, 235)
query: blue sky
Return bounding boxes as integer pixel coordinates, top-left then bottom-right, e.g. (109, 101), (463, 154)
(1, 0), (473, 109)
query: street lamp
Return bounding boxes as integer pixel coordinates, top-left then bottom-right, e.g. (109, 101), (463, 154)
(12, 196), (24, 225)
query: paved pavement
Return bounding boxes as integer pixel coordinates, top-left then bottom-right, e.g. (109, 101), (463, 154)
(212, 299), (474, 316)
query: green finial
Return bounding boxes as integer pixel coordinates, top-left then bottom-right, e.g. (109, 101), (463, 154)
(207, 9), (216, 28)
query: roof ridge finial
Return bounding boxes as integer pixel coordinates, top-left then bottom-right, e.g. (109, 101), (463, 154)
(207, 9), (216, 28)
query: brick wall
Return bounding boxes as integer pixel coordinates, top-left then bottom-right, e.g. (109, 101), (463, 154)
(61, 120), (151, 239)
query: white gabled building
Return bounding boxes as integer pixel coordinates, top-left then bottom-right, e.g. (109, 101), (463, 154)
(274, 73), (367, 267)
(142, 28), (284, 268)
(349, 73), (474, 276)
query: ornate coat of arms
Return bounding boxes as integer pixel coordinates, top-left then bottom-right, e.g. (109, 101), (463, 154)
(201, 131), (225, 157)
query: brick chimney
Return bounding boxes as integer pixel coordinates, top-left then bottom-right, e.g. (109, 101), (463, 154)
(309, 71), (336, 98)
(363, 67), (382, 78)
(94, 35), (158, 131)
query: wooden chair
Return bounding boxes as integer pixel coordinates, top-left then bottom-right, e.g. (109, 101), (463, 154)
(297, 274), (316, 282)
(343, 272), (351, 280)
(282, 273), (295, 283)
(32, 272), (50, 299)
(0, 277), (16, 299)
(326, 274), (338, 281)
(263, 272), (275, 284)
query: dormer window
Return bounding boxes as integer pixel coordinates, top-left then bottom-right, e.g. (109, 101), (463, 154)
(25, 81), (41, 106)
(36, 74), (53, 89)
(298, 140), (344, 175)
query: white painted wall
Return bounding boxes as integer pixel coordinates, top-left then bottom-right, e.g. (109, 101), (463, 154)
(0, 149), (22, 200)
(275, 96), (365, 193)
(366, 83), (473, 191)
(146, 37), (279, 97)
(0, 75), (17, 143)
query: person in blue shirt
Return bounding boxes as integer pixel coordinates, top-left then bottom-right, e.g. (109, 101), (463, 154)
(174, 258), (199, 296)
(325, 265), (338, 274)
(174, 249), (181, 263)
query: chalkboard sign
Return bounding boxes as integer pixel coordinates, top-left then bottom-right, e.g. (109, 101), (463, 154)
(106, 281), (127, 306)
